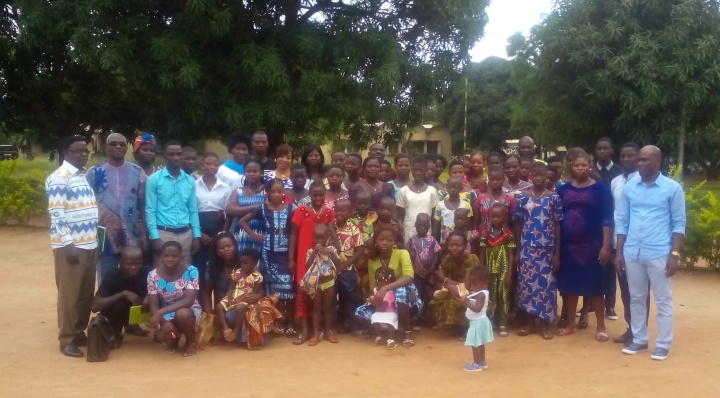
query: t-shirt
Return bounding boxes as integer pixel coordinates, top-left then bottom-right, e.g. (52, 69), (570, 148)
(367, 249), (414, 291)
(95, 266), (152, 298)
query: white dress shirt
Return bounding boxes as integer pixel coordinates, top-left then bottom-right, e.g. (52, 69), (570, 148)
(611, 170), (639, 248)
(196, 177), (233, 212)
(216, 165), (243, 191)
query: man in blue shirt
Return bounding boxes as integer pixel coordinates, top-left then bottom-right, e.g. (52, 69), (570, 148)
(145, 140), (201, 267)
(615, 145), (686, 361)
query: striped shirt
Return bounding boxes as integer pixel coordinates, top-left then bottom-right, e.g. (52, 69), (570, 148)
(46, 161), (99, 250)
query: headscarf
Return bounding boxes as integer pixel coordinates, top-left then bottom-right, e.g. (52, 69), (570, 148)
(133, 133), (157, 153)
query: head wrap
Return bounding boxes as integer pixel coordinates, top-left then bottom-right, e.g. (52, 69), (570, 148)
(133, 133), (157, 153)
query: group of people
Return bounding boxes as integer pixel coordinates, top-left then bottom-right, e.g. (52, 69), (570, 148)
(47, 131), (685, 369)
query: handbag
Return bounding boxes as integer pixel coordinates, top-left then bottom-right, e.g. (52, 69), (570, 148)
(196, 312), (221, 350)
(87, 314), (113, 362)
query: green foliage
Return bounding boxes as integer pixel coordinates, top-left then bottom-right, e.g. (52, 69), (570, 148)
(683, 182), (720, 269)
(0, 160), (46, 225)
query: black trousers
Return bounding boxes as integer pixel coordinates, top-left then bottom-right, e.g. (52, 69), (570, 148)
(101, 300), (131, 336)
(336, 269), (361, 331)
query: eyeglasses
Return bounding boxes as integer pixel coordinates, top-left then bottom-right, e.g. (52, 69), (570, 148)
(68, 149), (91, 155)
(108, 142), (128, 148)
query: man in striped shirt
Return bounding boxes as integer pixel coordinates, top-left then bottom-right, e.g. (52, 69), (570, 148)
(46, 136), (99, 358)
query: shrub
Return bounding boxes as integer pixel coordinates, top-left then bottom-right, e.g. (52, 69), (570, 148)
(683, 182), (720, 269)
(0, 160), (46, 225)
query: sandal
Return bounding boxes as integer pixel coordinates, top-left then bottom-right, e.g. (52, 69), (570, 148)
(595, 332), (609, 343)
(386, 339), (397, 350)
(308, 337), (320, 346)
(542, 327), (554, 340)
(499, 326), (509, 337)
(372, 336), (384, 347)
(274, 326), (286, 337)
(556, 328), (574, 336)
(325, 331), (339, 343)
(285, 327), (298, 338)
(292, 333), (309, 345)
(402, 331), (416, 347)
(517, 328), (532, 337)
(354, 329), (369, 338)
(577, 316), (588, 330)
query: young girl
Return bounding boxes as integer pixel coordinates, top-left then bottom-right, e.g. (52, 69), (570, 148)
(217, 248), (263, 342)
(461, 265), (494, 372)
(478, 203), (516, 337)
(287, 163), (310, 204)
(354, 227), (423, 347)
(389, 153), (411, 200)
(331, 151), (346, 170)
(332, 198), (364, 334)
(376, 196), (404, 246)
(304, 224), (342, 346)
(406, 214), (442, 321)
(503, 155), (532, 195)
(240, 178), (297, 336)
(325, 165), (349, 209)
(475, 166), (517, 232)
(426, 158), (445, 190)
(429, 154), (447, 190)
(465, 151), (487, 194)
(434, 176), (473, 244)
(442, 209), (478, 255)
(379, 160), (393, 183)
(226, 160), (266, 252)
(519, 157), (533, 182)
(289, 181), (336, 345)
(515, 162), (562, 339)
(353, 190), (378, 300)
(369, 266), (399, 350)
(486, 152), (504, 169)
(398, 157), (439, 243)
(147, 241), (202, 357)
(343, 153), (364, 192)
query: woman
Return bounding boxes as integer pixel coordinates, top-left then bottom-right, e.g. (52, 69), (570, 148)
(474, 166), (516, 232)
(204, 233), (281, 348)
(503, 155), (532, 195)
(269, 144), (293, 190)
(343, 153), (364, 192)
(217, 132), (251, 190)
(465, 151), (487, 194)
(301, 144), (325, 184)
(429, 232), (480, 337)
(194, 153), (233, 306)
(349, 157), (394, 212)
(133, 133), (159, 177)
(147, 241), (202, 357)
(555, 150), (613, 342)
(389, 153), (411, 200)
(226, 160), (266, 253)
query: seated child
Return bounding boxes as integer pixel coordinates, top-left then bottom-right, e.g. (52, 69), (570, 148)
(369, 266), (399, 350)
(219, 248), (262, 343)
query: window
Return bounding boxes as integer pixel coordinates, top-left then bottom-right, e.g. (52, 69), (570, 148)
(386, 142), (402, 154)
(425, 140), (440, 154)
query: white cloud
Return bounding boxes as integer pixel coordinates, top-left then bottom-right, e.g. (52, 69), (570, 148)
(470, 0), (553, 61)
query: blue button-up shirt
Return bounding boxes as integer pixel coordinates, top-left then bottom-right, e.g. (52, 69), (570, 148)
(615, 174), (686, 261)
(145, 167), (201, 240)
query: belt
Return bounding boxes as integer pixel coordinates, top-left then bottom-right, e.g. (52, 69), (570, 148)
(158, 225), (191, 234)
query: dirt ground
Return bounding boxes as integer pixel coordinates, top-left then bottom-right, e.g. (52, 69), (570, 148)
(1, 227), (719, 398)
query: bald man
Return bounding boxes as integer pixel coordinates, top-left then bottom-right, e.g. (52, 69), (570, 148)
(87, 133), (148, 284)
(518, 136), (546, 164)
(615, 146), (686, 361)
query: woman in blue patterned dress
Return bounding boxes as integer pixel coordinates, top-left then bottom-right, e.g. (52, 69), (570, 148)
(226, 160), (266, 253)
(147, 241), (203, 357)
(240, 178), (297, 336)
(515, 162), (563, 339)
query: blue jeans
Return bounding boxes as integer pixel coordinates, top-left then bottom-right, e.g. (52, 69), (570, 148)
(626, 254), (673, 349)
(97, 253), (120, 286)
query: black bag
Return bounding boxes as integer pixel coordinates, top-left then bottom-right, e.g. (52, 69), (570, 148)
(87, 315), (113, 362)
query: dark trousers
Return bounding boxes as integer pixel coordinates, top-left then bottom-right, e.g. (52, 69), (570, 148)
(605, 263), (617, 310)
(194, 211), (225, 293)
(101, 300), (132, 336)
(54, 248), (97, 346)
(336, 269), (361, 331)
(617, 271), (650, 331)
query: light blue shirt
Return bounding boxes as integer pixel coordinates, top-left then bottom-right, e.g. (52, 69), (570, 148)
(145, 167), (201, 240)
(615, 174), (686, 261)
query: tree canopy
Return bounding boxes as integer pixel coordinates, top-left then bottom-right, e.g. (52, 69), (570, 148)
(1, 0), (490, 148)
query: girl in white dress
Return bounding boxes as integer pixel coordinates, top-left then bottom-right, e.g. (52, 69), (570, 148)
(461, 265), (494, 372)
(397, 157), (439, 242)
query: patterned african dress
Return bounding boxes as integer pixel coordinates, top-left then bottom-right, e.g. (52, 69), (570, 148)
(147, 266), (203, 330)
(220, 270), (262, 310)
(429, 254), (480, 327)
(406, 235), (442, 304)
(230, 190), (266, 253)
(480, 227), (516, 326)
(515, 192), (563, 321)
(253, 203), (296, 300)
(474, 193), (517, 233)
(434, 199), (473, 245)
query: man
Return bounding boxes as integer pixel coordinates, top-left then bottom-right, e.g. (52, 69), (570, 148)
(369, 142), (386, 162)
(133, 133), (159, 177)
(616, 145), (686, 361)
(250, 130), (276, 172)
(90, 246), (151, 348)
(46, 135), (99, 358)
(181, 146), (199, 178)
(145, 140), (201, 267)
(217, 131), (250, 190)
(87, 133), (147, 284)
(610, 142), (650, 344)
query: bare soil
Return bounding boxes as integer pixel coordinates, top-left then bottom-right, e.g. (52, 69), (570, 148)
(1, 227), (718, 398)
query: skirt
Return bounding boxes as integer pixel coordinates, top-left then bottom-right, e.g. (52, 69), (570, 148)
(371, 311), (398, 330)
(465, 317), (494, 347)
(261, 251), (296, 300)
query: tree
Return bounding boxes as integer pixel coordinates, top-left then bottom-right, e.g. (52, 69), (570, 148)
(510, 0), (720, 177)
(2, 0), (490, 147)
(439, 56), (516, 154)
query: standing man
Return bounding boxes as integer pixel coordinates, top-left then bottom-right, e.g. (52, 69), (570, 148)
(145, 140), (201, 267)
(87, 133), (147, 284)
(181, 146), (199, 178)
(250, 130), (276, 173)
(518, 136), (546, 163)
(615, 145), (686, 361)
(369, 142), (386, 162)
(46, 136), (99, 358)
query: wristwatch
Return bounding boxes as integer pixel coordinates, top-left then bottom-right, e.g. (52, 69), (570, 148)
(671, 251), (681, 257)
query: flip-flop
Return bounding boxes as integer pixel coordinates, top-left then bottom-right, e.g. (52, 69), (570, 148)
(371, 336), (384, 347)
(386, 339), (397, 350)
(308, 337), (320, 346)
(499, 326), (509, 337)
(517, 328), (532, 337)
(595, 332), (609, 342)
(326, 333), (339, 343)
(292, 333), (309, 345)
(556, 328), (574, 336)
(402, 332), (416, 347)
(577, 318), (589, 329)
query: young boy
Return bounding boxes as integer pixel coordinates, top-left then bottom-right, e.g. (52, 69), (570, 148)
(519, 156), (533, 182)
(182, 146), (198, 178)
(406, 213), (441, 323)
(379, 160), (393, 183)
(375, 196), (404, 247)
(332, 199), (364, 333)
(351, 189), (377, 299)
(287, 163), (310, 204)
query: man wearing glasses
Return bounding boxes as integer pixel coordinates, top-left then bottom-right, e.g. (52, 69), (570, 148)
(87, 133), (148, 284)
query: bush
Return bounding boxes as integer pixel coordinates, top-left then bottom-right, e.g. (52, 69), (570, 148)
(0, 160), (47, 225)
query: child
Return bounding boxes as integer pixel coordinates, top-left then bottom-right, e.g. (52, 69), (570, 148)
(519, 157), (533, 182)
(406, 213), (441, 322)
(515, 162), (562, 339)
(434, 176), (473, 244)
(397, 157), (439, 243)
(486, 152), (504, 169)
(376, 196), (404, 247)
(352, 189), (377, 299)
(369, 266), (399, 349)
(343, 153), (363, 191)
(332, 198), (364, 334)
(389, 154), (411, 199)
(218, 247), (264, 343)
(325, 165), (349, 208)
(379, 160), (393, 183)
(546, 167), (560, 191)
(430, 154), (448, 190)
(239, 178), (297, 336)
(331, 151), (346, 170)
(478, 203), (516, 337)
(425, 158), (442, 189)
(503, 155), (532, 195)
(442, 208), (478, 255)
(289, 181), (336, 345)
(475, 166), (517, 232)
(287, 163), (310, 204)
(461, 265), (494, 372)
(465, 151), (487, 193)
(303, 224), (342, 346)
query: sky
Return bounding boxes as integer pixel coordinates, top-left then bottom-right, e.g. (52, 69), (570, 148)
(470, 0), (554, 61)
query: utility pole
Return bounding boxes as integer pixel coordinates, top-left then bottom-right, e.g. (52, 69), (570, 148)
(463, 76), (468, 155)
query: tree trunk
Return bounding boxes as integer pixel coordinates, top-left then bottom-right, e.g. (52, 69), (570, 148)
(678, 111), (686, 181)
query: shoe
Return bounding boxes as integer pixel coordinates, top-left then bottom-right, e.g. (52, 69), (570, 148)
(72, 333), (88, 347)
(111, 334), (124, 349)
(622, 342), (648, 355)
(606, 309), (619, 320)
(60, 344), (84, 358)
(612, 329), (632, 344)
(125, 324), (149, 337)
(651, 347), (669, 361)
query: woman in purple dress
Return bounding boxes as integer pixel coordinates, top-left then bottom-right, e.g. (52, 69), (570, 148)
(555, 150), (613, 342)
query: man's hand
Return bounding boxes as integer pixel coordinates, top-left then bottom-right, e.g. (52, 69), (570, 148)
(666, 255), (679, 278)
(200, 233), (212, 246)
(614, 253), (626, 277)
(151, 239), (162, 255)
(124, 291), (142, 306)
(191, 238), (200, 255)
(64, 244), (80, 265)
